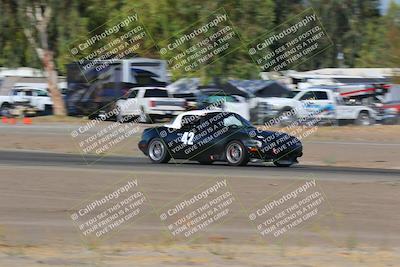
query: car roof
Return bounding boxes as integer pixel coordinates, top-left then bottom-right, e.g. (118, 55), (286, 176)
(129, 87), (166, 91)
(12, 87), (47, 92)
(164, 109), (224, 129)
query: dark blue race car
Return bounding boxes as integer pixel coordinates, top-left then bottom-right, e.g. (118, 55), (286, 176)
(138, 110), (302, 167)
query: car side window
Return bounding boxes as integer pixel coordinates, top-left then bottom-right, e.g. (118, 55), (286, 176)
(181, 115), (201, 130)
(299, 91), (316, 101)
(128, 89), (139, 98)
(144, 89), (168, 98)
(36, 90), (48, 97)
(223, 114), (243, 127)
(314, 91), (328, 100)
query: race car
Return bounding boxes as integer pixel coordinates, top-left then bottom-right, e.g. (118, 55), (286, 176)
(138, 110), (303, 167)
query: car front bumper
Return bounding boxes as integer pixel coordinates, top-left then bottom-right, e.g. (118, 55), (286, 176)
(246, 143), (303, 161)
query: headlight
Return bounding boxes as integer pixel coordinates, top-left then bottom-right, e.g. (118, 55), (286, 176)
(244, 139), (263, 148)
(248, 139), (263, 148)
(268, 103), (279, 110)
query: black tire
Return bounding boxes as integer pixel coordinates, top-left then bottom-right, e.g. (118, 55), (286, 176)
(147, 138), (170, 163)
(116, 111), (124, 123)
(278, 108), (297, 126)
(138, 107), (152, 123)
(225, 140), (249, 166)
(273, 159), (295, 167)
(355, 111), (374, 126)
(0, 103), (11, 116)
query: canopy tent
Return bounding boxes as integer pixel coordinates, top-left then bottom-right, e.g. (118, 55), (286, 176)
(198, 83), (250, 98)
(228, 80), (291, 98)
(166, 78), (200, 94)
(167, 79), (292, 98)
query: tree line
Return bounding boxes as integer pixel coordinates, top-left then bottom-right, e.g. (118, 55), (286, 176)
(1, 0), (398, 115)
(1, 0), (399, 76)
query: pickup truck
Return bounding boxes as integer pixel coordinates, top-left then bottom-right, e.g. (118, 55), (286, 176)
(256, 88), (377, 125)
(0, 87), (53, 116)
(115, 87), (186, 123)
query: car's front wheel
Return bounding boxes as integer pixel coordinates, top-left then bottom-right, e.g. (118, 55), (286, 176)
(148, 138), (170, 163)
(0, 103), (11, 116)
(225, 141), (249, 166)
(116, 111), (124, 123)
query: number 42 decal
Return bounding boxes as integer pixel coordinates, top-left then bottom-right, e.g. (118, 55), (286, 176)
(181, 132), (195, 145)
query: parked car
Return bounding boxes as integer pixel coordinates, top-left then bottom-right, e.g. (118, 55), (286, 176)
(198, 94), (251, 121)
(0, 87), (53, 116)
(172, 92), (199, 110)
(115, 87), (186, 123)
(381, 101), (400, 124)
(255, 89), (377, 125)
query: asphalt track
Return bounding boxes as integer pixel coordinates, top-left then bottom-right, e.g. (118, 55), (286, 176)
(1, 149), (400, 248)
(1, 149), (399, 181)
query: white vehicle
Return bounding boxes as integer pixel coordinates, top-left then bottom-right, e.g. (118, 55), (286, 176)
(201, 94), (251, 121)
(0, 87), (53, 115)
(115, 87), (186, 123)
(256, 89), (377, 125)
(252, 92), (305, 124)
(296, 89), (377, 125)
(222, 95), (250, 121)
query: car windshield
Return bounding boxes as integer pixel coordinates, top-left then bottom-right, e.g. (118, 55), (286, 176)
(207, 95), (236, 103)
(222, 113), (253, 128)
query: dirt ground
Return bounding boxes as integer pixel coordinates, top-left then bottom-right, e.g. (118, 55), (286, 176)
(1, 243), (399, 267)
(0, 164), (399, 266)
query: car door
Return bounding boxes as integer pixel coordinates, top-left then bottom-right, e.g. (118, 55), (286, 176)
(194, 112), (243, 159)
(335, 97), (358, 120)
(22, 90), (33, 105)
(32, 90), (50, 111)
(165, 114), (202, 160)
(299, 90), (335, 119)
(119, 89), (140, 116)
(10, 89), (22, 103)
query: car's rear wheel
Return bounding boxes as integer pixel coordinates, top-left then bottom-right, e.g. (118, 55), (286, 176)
(225, 141), (249, 166)
(148, 138), (170, 163)
(138, 107), (152, 123)
(355, 111), (374, 126)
